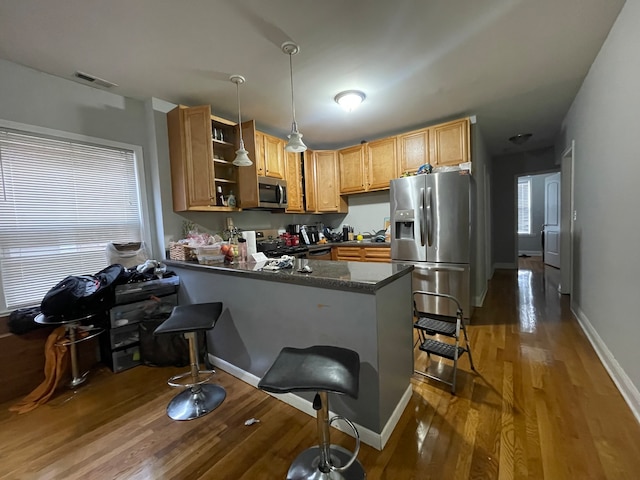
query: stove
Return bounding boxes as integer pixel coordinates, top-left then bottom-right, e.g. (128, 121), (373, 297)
(257, 240), (309, 258)
(263, 245), (309, 258)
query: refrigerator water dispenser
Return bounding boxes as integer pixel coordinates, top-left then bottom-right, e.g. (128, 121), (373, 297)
(394, 210), (415, 240)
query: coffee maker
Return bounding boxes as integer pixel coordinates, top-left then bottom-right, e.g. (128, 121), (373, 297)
(305, 225), (320, 244)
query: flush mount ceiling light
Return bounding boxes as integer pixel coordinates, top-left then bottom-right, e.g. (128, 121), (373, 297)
(508, 133), (533, 145)
(334, 90), (366, 112)
(282, 41), (307, 153)
(230, 75), (252, 167)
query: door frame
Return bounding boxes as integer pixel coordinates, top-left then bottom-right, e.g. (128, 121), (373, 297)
(560, 140), (575, 295)
(514, 169), (560, 268)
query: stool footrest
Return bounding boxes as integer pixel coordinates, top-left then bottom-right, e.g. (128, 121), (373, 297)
(168, 369), (215, 388)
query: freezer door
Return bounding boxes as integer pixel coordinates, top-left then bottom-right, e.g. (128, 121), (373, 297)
(410, 262), (471, 319)
(390, 175), (427, 262)
(426, 172), (471, 264)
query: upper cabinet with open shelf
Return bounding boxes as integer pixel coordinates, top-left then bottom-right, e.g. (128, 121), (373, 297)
(167, 105), (241, 212)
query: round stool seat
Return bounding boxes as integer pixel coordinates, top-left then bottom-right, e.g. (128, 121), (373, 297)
(258, 345), (360, 398)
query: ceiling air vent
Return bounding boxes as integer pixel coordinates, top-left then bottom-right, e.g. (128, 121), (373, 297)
(73, 71), (118, 89)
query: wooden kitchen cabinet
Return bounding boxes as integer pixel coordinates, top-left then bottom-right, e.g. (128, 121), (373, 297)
(397, 117), (470, 174)
(430, 117), (470, 167)
(339, 138), (397, 194)
(262, 133), (286, 179)
(167, 105), (240, 212)
(251, 131), (286, 179)
(303, 150), (317, 212)
(332, 246), (361, 261)
(398, 127), (430, 175)
(285, 150), (304, 212)
(305, 150), (348, 213)
(254, 131), (265, 176)
(363, 246), (391, 262)
(367, 137), (398, 191)
(339, 145), (366, 194)
(332, 245), (391, 263)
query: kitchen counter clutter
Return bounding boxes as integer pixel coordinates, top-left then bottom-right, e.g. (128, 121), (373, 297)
(165, 257), (414, 450)
(164, 258), (408, 293)
(320, 240), (391, 248)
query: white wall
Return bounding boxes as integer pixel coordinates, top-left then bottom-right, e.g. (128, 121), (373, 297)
(471, 121), (490, 305)
(339, 191), (390, 235)
(556, 0), (640, 416)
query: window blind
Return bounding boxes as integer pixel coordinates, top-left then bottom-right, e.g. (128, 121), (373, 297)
(517, 179), (531, 235)
(0, 128), (143, 310)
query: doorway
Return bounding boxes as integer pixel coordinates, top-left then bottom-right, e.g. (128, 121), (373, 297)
(516, 171), (560, 269)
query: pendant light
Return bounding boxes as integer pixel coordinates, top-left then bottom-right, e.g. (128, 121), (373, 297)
(281, 41), (307, 153)
(230, 74), (252, 167)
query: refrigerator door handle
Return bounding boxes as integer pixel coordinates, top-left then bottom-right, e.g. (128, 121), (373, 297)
(413, 264), (466, 272)
(426, 186), (433, 246)
(419, 188), (426, 247)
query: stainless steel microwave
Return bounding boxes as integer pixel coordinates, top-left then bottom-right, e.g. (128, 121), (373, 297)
(258, 176), (288, 209)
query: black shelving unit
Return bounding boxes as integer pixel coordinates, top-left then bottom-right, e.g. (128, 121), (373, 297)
(100, 276), (180, 372)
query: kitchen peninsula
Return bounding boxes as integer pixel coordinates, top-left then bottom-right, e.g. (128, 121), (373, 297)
(164, 258), (414, 450)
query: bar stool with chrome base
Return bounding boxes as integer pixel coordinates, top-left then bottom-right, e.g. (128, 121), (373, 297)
(153, 302), (226, 421)
(258, 345), (365, 480)
(34, 312), (104, 388)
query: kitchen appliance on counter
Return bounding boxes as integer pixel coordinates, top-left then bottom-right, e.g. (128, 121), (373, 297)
(390, 171), (474, 318)
(257, 240), (309, 258)
(300, 225), (320, 245)
(256, 233), (309, 258)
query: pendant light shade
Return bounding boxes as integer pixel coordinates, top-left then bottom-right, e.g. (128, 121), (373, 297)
(282, 41), (307, 153)
(230, 75), (253, 167)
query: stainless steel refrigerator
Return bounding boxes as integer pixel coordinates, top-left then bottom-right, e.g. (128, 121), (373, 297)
(390, 171), (473, 318)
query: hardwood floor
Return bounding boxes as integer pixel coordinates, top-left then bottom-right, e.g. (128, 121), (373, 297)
(2, 258), (640, 479)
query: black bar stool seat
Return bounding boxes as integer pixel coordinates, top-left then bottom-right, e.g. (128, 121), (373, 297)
(154, 302), (225, 421)
(259, 345), (365, 480)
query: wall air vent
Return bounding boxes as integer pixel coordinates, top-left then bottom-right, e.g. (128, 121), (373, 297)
(73, 71), (118, 89)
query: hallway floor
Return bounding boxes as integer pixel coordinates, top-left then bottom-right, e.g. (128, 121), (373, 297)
(1, 258), (639, 479)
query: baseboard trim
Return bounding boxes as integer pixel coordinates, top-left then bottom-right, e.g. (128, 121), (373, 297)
(208, 354), (409, 450)
(474, 285), (487, 308)
(571, 303), (640, 424)
(518, 250), (542, 257)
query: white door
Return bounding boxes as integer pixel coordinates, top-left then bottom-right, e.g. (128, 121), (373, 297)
(544, 173), (561, 268)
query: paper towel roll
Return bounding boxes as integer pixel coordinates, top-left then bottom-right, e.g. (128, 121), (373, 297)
(242, 231), (257, 257)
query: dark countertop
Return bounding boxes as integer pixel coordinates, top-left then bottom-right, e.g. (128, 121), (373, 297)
(165, 258), (412, 293)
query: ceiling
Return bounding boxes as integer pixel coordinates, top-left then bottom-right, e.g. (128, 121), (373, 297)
(0, 0), (626, 156)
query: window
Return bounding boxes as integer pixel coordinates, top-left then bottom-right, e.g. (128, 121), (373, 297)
(517, 178), (531, 235)
(0, 125), (147, 311)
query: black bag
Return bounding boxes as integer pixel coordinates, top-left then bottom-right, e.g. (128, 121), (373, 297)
(138, 298), (208, 368)
(139, 319), (190, 367)
(8, 306), (45, 335)
(40, 264), (127, 318)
